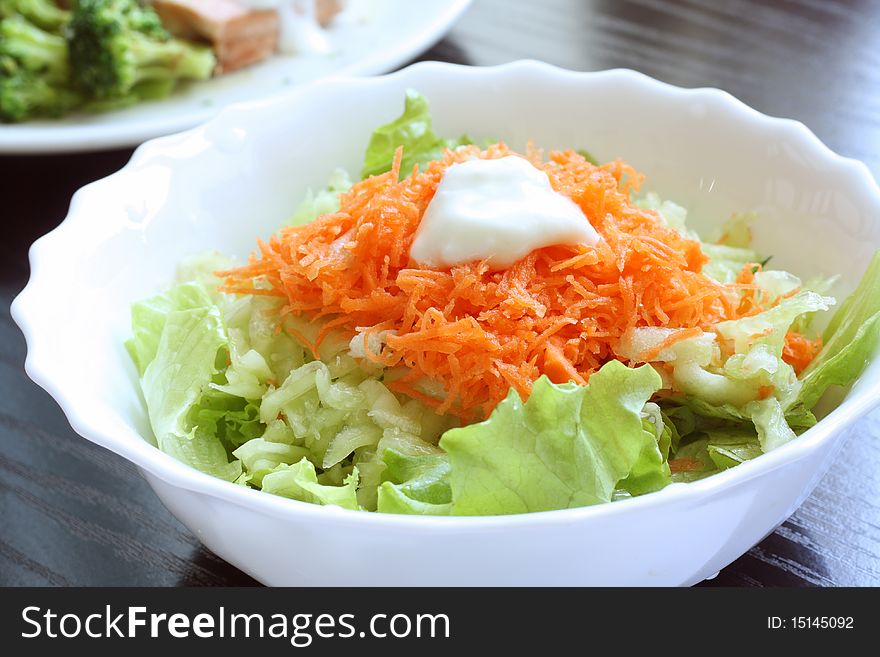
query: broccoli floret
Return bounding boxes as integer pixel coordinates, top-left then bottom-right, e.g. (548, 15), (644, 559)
(0, 0), (70, 34)
(0, 13), (68, 82)
(0, 13), (81, 121)
(68, 0), (215, 101)
(0, 54), (80, 121)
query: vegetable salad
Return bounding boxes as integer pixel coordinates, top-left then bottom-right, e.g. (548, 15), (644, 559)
(128, 91), (880, 515)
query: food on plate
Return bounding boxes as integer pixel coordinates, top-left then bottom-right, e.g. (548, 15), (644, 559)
(128, 91), (880, 516)
(151, 0), (341, 72)
(67, 0), (216, 101)
(0, 0), (344, 122)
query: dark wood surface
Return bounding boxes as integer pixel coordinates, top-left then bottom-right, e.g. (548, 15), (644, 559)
(2, 0), (880, 586)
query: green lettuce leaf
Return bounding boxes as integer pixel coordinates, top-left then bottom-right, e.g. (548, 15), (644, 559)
(796, 251), (880, 410)
(125, 281), (215, 376)
(439, 362), (665, 515)
(376, 449), (452, 515)
(175, 252), (236, 302)
(232, 438), (309, 487)
(704, 429), (763, 470)
(665, 388), (818, 455)
(635, 192), (695, 239)
(702, 243), (763, 285)
(716, 290), (833, 356)
(261, 458), (359, 510)
(381, 448), (451, 503)
(189, 387), (263, 448)
(361, 89), (469, 180)
(670, 429), (760, 481)
(714, 211), (756, 248)
(576, 148), (599, 165)
(668, 291), (833, 416)
(621, 408), (673, 495)
(669, 438), (718, 483)
(136, 283), (241, 481)
(377, 485), (452, 515)
(746, 397), (796, 451)
(286, 168), (352, 227)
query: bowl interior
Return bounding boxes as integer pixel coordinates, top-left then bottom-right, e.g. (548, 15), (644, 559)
(16, 63), (880, 489)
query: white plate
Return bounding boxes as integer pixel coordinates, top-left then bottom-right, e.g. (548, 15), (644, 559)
(0, 0), (471, 154)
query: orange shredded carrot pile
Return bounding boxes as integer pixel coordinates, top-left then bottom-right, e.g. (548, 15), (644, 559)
(220, 143), (819, 419)
(782, 331), (823, 374)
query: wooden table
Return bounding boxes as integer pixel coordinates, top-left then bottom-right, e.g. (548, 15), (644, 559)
(2, 0), (879, 586)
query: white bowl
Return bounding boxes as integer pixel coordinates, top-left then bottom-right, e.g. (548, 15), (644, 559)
(12, 61), (880, 586)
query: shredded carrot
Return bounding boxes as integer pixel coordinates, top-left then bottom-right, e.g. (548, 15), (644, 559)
(542, 339), (588, 386)
(668, 458), (704, 473)
(638, 327), (704, 363)
(757, 385), (775, 400)
(782, 331), (823, 375)
(220, 143), (819, 419)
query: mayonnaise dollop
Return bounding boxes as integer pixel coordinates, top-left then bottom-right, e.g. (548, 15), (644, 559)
(409, 156), (600, 271)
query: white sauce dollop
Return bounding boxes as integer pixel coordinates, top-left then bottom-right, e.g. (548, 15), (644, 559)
(409, 156), (600, 271)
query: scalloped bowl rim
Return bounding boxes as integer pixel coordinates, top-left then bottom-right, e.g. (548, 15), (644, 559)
(11, 60), (880, 531)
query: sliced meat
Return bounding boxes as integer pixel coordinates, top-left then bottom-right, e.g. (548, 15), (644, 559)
(151, 0), (280, 73)
(215, 31), (280, 73)
(315, 0), (342, 26)
(151, 0), (346, 73)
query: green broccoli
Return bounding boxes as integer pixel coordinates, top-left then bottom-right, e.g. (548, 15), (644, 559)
(0, 0), (70, 34)
(68, 0), (216, 101)
(0, 13), (68, 81)
(0, 13), (81, 121)
(0, 54), (81, 121)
